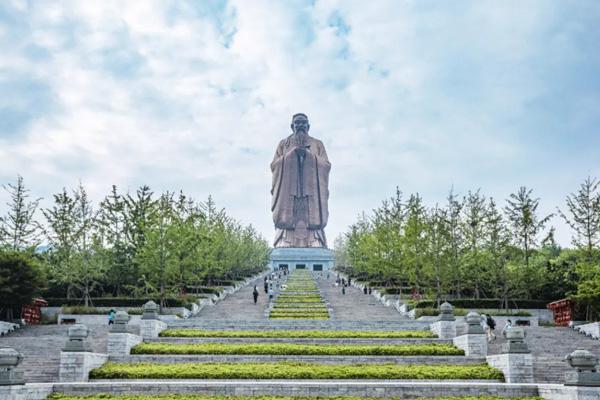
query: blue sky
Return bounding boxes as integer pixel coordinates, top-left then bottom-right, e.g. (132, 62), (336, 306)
(1, 0), (599, 246)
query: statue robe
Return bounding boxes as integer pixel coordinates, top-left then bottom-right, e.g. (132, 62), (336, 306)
(271, 134), (330, 247)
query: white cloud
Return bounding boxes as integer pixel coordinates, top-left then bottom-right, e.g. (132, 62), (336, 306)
(1, 0), (599, 247)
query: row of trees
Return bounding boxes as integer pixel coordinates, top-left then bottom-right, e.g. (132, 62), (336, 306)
(0, 177), (270, 314)
(335, 178), (600, 319)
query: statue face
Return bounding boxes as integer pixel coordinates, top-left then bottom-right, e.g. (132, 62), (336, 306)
(291, 115), (309, 135)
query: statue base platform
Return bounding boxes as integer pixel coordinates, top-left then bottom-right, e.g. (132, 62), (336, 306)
(269, 247), (335, 271)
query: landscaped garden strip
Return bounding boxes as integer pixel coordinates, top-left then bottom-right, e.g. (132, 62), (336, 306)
(90, 362), (503, 380)
(270, 271), (329, 320)
(159, 329), (436, 338)
(49, 395), (542, 400)
(131, 343), (464, 356)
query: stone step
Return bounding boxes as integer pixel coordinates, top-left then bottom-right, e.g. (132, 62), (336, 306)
(51, 380), (537, 398)
(110, 354), (484, 364)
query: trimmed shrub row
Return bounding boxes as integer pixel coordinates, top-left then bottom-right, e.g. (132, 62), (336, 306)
(90, 362), (504, 380)
(409, 299), (552, 310)
(45, 296), (199, 308)
(131, 342), (464, 356)
(159, 329), (436, 339)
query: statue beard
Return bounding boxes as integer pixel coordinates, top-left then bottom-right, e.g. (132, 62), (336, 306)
(296, 131), (308, 146)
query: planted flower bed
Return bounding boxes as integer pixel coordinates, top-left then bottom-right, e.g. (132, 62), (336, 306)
(131, 342), (464, 356)
(269, 270), (329, 319)
(159, 329), (436, 338)
(90, 362), (503, 380)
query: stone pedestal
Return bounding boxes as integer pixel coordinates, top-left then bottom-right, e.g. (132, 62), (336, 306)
(59, 352), (108, 382)
(269, 247), (335, 271)
(453, 334), (487, 357)
(431, 320), (456, 339)
(107, 333), (143, 356)
(487, 353), (533, 383)
(140, 319), (167, 339)
(0, 348), (24, 386)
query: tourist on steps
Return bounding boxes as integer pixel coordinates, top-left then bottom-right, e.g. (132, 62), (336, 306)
(502, 319), (513, 338)
(252, 286), (259, 304)
(486, 314), (497, 342)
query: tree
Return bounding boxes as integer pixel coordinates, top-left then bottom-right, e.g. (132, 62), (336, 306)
(0, 251), (45, 320)
(558, 176), (600, 262)
(504, 186), (552, 298)
(403, 194), (428, 296)
(446, 188), (464, 298)
(505, 187), (551, 268)
(427, 205), (450, 306)
(485, 198), (512, 308)
(42, 188), (79, 298)
(137, 192), (176, 310)
(0, 175), (41, 251)
(461, 190), (488, 298)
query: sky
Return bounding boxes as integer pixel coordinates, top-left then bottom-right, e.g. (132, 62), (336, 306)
(1, 0), (599, 247)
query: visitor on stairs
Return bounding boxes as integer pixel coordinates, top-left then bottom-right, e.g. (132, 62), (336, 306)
(252, 286), (259, 304)
(486, 314), (497, 342)
(502, 319), (513, 338)
(108, 309), (115, 325)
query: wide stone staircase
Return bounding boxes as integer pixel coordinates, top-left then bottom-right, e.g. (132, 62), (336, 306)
(3, 270), (599, 399)
(0, 324), (108, 383)
(489, 324), (600, 383)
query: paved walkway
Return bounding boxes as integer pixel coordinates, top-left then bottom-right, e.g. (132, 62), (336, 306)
(194, 276), (269, 320)
(317, 274), (405, 321)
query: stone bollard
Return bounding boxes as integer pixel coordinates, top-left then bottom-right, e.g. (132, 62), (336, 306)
(59, 324), (108, 382)
(0, 348), (24, 385)
(140, 301), (167, 339)
(486, 327), (533, 383)
(565, 348), (600, 386)
(430, 302), (456, 339)
(63, 323), (91, 352)
(108, 311), (142, 356)
(452, 311), (487, 357)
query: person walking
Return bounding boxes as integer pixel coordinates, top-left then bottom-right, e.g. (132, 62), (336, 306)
(342, 284), (346, 295)
(264, 280), (268, 294)
(252, 285), (259, 304)
(108, 309), (115, 325)
(268, 286), (274, 301)
(502, 319), (513, 338)
(486, 314), (497, 342)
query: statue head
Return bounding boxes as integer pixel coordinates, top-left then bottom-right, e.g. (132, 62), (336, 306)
(291, 113), (309, 135)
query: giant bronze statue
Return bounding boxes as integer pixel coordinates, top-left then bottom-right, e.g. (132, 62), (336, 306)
(271, 113), (330, 248)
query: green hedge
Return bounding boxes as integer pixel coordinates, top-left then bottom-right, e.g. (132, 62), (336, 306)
(410, 299), (552, 309)
(45, 296), (199, 307)
(414, 308), (533, 318)
(159, 329), (436, 338)
(131, 343), (463, 356)
(61, 306), (143, 315)
(49, 395), (541, 400)
(90, 362), (503, 380)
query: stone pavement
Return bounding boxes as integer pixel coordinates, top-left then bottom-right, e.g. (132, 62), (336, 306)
(194, 276), (269, 320)
(0, 324), (108, 383)
(317, 274), (405, 321)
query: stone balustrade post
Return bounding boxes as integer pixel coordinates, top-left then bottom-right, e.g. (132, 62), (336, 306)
(140, 300), (167, 339)
(59, 324), (108, 382)
(565, 348), (600, 386)
(430, 302), (456, 339)
(108, 311), (143, 356)
(452, 311), (487, 357)
(486, 327), (533, 383)
(0, 348), (24, 386)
